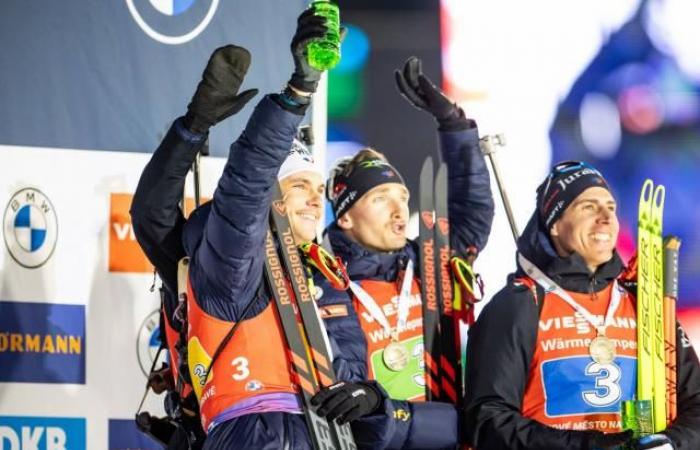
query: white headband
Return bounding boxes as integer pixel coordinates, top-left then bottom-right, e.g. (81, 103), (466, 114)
(277, 138), (324, 181)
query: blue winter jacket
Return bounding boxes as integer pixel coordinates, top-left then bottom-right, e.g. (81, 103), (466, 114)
(319, 124), (495, 449)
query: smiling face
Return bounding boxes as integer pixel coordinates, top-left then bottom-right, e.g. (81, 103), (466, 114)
(278, 170), (325, 244)
(549, 186), (619, 273)
(337, 182), (410, 252)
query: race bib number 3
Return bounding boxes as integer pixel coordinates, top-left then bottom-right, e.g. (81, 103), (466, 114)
(541, 356), (636, 417)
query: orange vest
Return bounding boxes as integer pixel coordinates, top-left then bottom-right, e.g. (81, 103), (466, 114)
(521, 281), (638, 432)
(353, 276), (426, 401)
(186, 276), (300, 433)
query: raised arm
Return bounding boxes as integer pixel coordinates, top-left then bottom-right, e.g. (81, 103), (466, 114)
(394, 57), (494, 255)
(187, 11), (329, 321)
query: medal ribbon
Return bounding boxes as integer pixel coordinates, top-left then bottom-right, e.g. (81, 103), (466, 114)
(349, 260), (414, 339)
(518, 253), (622, 336)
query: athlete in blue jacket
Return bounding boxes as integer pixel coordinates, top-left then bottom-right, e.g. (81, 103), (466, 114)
(309, 57), (495, 449)
(134, 10), (401, 449)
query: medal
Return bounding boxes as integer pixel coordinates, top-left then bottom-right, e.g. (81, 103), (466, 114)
(383, 341), (409, 372)
(518, 255), (625, 366)
(589, 334), (616, 364)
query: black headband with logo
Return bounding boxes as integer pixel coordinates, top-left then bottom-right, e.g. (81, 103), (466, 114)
(328, 158), (406, 219)
(536, 160), (610, 230)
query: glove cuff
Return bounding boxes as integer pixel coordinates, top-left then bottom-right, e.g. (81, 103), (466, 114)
(437, 107), (476, 132)
(289, 73), (319, 95)
(182, 110), (211, 135)
(271, 87), (311, 115)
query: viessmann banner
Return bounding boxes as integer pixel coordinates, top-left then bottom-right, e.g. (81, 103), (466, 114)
(0, 0), (304, 157)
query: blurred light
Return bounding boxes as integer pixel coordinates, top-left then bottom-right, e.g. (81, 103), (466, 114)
(646, 0), (700, 82)
(618, 84), (664, 134)
(579, 92), (621, 159)
(328, 70), (363, 119)
(333, 24), (370, 74)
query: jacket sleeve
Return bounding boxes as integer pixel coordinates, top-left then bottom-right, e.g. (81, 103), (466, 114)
(383, 399), (458, 450)
(464, 284), (593, 449)
(438, 125), (495, 255)
(662, 323), (700, 447)
(188, 95), (304, 321)
(130, 118), (205, 296)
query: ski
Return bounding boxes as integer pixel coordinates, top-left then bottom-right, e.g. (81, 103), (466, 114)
(434, 163), (461, 405)
(418, 156), (441, 401)
(265, 182), (356, 450)
(663, 236), (680, 424)
(650, 184), (666, 431)
(636, 179), (666, 433)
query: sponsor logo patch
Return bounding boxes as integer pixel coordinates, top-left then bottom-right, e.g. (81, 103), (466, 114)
(0, 301), (85, 384)
(126, 0), (220, 45)
(0, 416), (86, 450)
(3, 187), (58, 268)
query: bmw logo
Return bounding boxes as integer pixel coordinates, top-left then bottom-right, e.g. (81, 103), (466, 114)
(3, 187), (58, 269)
(137, 309), (165, 376)
(126, 0), (220, 45)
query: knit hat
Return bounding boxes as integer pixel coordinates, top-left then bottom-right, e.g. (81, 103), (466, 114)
(326, 157), (405, 218)
(536, 160), (610, 230)
(277, 138), (324, 181)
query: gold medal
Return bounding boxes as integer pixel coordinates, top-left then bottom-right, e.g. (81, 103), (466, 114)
(383, 341), (409, 372)
(589, 335), (616, 364)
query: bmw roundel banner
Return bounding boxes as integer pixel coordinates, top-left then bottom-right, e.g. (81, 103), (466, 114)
(0, 0), (305, 157)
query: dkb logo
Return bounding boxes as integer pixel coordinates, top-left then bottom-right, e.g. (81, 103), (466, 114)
(0, 417), (85, 450)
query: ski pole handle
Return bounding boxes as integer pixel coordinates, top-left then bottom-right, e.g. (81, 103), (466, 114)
(479, 134), (519, 242)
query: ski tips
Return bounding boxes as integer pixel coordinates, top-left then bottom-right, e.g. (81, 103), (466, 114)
(640, 179), (655, 203)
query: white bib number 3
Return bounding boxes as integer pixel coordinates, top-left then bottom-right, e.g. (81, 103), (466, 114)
(582, 362), (622, 407)
(231, 356), (250, 381)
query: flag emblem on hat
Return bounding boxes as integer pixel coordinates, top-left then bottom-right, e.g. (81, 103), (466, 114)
(3, 187), (58, 268)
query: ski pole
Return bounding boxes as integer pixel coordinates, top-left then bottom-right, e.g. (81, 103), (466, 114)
(663, 235), (680, 424)
(479, 134), (519, 242)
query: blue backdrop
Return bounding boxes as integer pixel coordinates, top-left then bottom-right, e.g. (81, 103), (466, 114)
(0, 0), (306, 156)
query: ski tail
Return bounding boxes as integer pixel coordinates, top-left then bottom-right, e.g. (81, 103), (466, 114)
(419, 156), (441, 401)
(663, 235), (680, 424)
(265, 183), (356, 450)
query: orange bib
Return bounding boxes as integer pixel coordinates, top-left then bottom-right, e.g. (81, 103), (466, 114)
(186, 277), (299, 432)
(521, 282), (638, 432)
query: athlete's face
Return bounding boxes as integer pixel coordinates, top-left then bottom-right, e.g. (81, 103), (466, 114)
(550, 187), (619, 273)
(279, 171), (325, 244)
(337, 183), (410, 252)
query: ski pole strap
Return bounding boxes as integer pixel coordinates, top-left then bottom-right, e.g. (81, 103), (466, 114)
(450, 256), (483, 305)
(298, 242), (350, 291)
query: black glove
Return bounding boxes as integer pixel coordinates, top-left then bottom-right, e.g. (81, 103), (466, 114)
(582, 429), (634, 450)
(288, 8), (329, 95)
(310, 381), (384, 425)
(184, 45), (258, 134)
(631, 434), (675, 450)
(395, 56), (470, 130)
